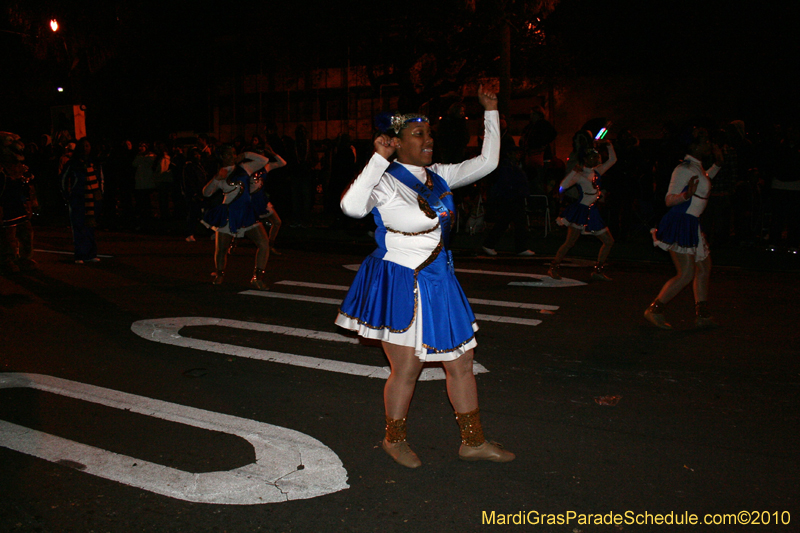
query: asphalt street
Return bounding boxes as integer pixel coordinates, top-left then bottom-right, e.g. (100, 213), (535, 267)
(1, 225), (799, 533)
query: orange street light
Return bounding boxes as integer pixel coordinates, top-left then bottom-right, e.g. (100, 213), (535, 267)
(50, 19), (59, 32)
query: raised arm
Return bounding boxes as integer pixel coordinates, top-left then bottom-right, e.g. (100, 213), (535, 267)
(239, 152), (270, 175)
(596, 140), (617, 175)
(339, 149), (393, 219)
(440, 109), (501, 189)
(266, 152), (287, 172)
(202, 166), (228, 197)
(432, 86), (500, 188)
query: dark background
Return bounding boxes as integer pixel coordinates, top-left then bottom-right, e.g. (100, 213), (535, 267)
(2, 0), (798, 140)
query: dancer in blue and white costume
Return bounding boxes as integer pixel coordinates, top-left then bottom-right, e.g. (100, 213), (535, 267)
(202, 146), (285, 289)
(249, 146), (285, 255)
(335, 86), (514, 468)
(548, 135), (617, 281)
(645, 127), (723, 329)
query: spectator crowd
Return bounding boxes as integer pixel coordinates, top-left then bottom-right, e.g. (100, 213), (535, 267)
(2, 110), (799, 275)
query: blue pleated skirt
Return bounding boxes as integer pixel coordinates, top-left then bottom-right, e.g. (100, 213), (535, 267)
(202, 204), (229, 230)
(202, 203), (259, 236)
(335, 251), (477, 361)
(556, 202), (607, 234)
(651, 202), (709, 261)
(251, 190), (275, 219)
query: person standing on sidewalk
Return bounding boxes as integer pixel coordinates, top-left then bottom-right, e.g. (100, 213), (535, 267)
(1, 137), (38, 272)
(481, 144), (535, 257)
(249, 145), (287, 255)
(645, 127), (723, 329)
(181, 148), (207, 242)
(335, 86), (514, 468)
(61, 138), (103, 264)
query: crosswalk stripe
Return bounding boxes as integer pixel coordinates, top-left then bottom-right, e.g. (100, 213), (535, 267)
(131, 317), (487, 381)
(474, 314), (542, 326)
(33, 249), (114, 258)
(455, 267), (547, 278)
(273, 281), (559, 311)
(467, 298), (558, 311)
(241, 291), (546, 326)
(204, 318), (359, 343)
(0, 372), (348, 504)
(275, 281), (350, 291)
(344, 264), (586, 286)
(242, 291), (343, 305)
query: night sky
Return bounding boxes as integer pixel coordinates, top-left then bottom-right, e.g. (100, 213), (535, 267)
(2, 0), (797, 140)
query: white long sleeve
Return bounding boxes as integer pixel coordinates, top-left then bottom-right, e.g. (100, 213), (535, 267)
(430, 110), (500, 189)
(339, 153), (392, 218)
(338, 111), (498, 270)
(340, 110), (500, 219)
(666, 155), (718, 217)
(240, 152), (270, 175)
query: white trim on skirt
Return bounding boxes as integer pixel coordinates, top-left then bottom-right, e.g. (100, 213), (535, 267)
(335, 283), (478, 362)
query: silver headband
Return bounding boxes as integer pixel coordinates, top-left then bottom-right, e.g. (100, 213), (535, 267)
(390, 114), (429, 134)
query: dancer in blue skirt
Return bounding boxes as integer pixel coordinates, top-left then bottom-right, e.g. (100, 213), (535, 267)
(202, 146), (285, 289)
(335, 86), (514, 468)
(645, 127), (723, 329)
(548, 135), (617, 281)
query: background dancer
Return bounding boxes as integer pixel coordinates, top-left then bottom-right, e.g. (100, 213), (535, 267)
(202, 146), (283, 289)
(335, 86), (514, 468)
(645, 127), (723, 329)
(548, 133), (616, 281)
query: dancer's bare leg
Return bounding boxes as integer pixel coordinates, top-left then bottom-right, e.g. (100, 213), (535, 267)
(382, 342), (424, 419)
(214, 232), (233, 271)
(380, 341), (425, 467)
(554, 226), (582, 263)
(657, 251), (695, 304)
(693, 255), (711, 303)
(444, 349), (515, 462)
(245, 224), (270, 270)
(597, 230), (614, 263)
(441, 349), (478, 413)
(266, 211), (281, 246)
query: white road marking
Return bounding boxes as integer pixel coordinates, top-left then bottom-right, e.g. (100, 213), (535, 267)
(243, 290), (542, 327)
(509, 278), (585, 288)
(455, 268), (546, 278)
(130, 317), (487, 381)
(474, 314), (542, 326)
(275, 281), (559, 311)
(33, 249), (113, 258)
(0, 373), (348, 505)
(275, 281), (351, 291)
(456, 268), (586, 287)
(170, 316), (360, 344)
(242, 291), (344, 305)
(466, 298), (558, 311)
(343, 264), (586, 287)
